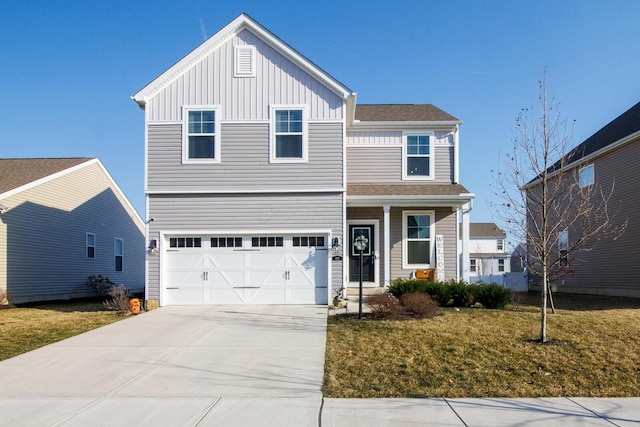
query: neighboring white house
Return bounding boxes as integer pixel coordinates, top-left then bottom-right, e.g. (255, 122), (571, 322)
(0, 158), (145, 304)
(459, 222), (511, 282)
(132, 13), (475, 307)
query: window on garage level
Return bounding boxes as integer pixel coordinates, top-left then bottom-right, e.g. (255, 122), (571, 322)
(270, 106), (307, 162)
(252, 236), (284, 247)
(169, 237), (202, 248)
(293, 236), (325, 247)
(211, 237), (243, 248)
(114, 238), (123, 272)
(183, 107), (221, 163)
(86, 232), (96, 259)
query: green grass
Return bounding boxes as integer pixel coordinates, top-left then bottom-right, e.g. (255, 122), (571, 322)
(0, 301), (124, 361)
(323, 293), (640, 398)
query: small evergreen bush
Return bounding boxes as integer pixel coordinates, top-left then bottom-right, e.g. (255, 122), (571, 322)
(475, 283), (511, 309)
(448, 280), (475, 307)
(388, 279), (429, 298)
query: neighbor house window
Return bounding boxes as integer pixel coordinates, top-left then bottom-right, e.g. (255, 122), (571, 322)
(579, 164), (594, 188)
(403, 132), (434, 180)
(470, 259), (477, 272)
(114, 238), (123, 272)
(86, 233), (96, 259)
(402, 211), (434, 267)
(558, 230), (569, 266)
(497, 238), (504, 251)
(270, 106), (307, 162)
(183, 106), (221, 163)
(498, 259), (505, 272)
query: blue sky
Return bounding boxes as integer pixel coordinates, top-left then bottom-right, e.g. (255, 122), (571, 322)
(2, 0), (639, 226)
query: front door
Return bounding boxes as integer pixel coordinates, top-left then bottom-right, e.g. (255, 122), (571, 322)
(349, 224), (375, 282)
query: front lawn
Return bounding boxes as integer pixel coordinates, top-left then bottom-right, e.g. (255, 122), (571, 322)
(323, 293), (640, 398)
(0, 301), (125, 361)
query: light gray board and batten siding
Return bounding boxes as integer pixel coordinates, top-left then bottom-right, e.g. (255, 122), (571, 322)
(146, 193), (343, 301)
(0, 162), (145, 303)
(145, 29), (344, 122)
(147, 122), (343, 192)
(346, 130), (455, 184)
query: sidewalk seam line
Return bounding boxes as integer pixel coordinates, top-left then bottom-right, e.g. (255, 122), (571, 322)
(318, 397), (325, 427)
(566, 397), (621, 427)
(444, 398), (469, 427)
(193, 397), (222, 426)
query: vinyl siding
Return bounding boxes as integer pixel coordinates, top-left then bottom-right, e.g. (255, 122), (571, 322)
(553, 138), (640, 296)
(147, 122), (343, 192)
(346, 130), (454, 183)
(146, 29), (344, 122)
(0, 162), (145, 303)
(147, 192), (343, 300)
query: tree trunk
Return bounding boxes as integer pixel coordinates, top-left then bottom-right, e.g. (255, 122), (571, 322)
(540, 265), (547, 343)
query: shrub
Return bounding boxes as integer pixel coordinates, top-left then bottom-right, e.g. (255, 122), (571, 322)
(388, 279), (429, 298)
(448, 280), (475, 307)
(367, 293), (402, 319)
(475, 283), (511, 309)
(102, 285), (131, 316)
(86, 275), (116, 296)
(400, 292), (439, 319)
(423, 281), (453, 307)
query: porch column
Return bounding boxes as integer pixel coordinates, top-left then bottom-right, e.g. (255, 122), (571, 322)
(383, 205), (390, 288)
(461, 202), (471, 281)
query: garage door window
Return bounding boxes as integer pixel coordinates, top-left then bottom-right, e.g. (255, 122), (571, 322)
(211, 237), (243, 248)
(170, 237), (202, 248)
(252, 236), (284, 247)
(293, 236), (325, 247)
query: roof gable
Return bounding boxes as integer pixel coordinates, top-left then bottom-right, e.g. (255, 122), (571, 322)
(132, 13), (354, 107)
(0, 158), (93, 196)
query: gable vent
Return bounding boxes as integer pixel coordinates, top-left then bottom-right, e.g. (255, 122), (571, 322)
(234, 46), (256, 77)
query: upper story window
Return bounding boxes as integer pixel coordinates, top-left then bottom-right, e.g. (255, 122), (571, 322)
(270, 106), (308, 163)
(86, 233), (96, 259)
(497, 238), (504, 251)
(403, 132), (434, 180)
(183, 106), (221, 163)
(402, 210), (435, 268)
(579, 164), (594, 188)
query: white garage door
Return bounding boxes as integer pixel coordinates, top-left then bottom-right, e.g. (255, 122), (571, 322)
(163, 235), (329, 305)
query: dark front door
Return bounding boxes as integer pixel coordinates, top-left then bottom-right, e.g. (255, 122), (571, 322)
(349, 224), (375, 282)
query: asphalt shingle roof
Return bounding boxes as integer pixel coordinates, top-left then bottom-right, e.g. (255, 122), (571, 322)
(354, 104), (460, 122)
(347, 183), (470, 196)
(0, 158), (92, 195)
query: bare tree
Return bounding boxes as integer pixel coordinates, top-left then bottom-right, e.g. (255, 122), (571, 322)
(490, 72), (625, 342)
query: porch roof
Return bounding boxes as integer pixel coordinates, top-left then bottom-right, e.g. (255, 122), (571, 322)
(346, 183), (474, 206)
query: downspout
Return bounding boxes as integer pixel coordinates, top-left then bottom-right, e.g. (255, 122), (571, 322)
(453, 124), (460, 184)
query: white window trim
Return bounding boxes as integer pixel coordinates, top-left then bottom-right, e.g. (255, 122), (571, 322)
(497, 238), (504, 251)
(402, 131), (435, 181)
(86, 232), (96, 259)
(579, 164), (594, 188)
(402, 210), (435, 268)
(269, 105), (308, 163)
(114, 237), (123, 272)
(498, 259), (505, 272)
(234, 45), (256, 77)
(182, 105), (222, 164)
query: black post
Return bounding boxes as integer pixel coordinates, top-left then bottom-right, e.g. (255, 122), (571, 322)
(358, 248), (363, 319)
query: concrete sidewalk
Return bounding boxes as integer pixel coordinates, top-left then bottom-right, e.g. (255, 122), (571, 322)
(1, 305), (638, 426)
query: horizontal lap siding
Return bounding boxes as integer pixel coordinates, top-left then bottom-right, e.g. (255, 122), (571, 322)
(147, 193), (343, 300)
(147, 122), (343, 192)
(2, 163), (145, 303)
(148, 29), (344, 122)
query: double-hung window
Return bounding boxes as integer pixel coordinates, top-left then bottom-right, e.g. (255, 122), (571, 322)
(498, 259), (505, 272)
(558, 230), (569, 266)
(86, 233), (95, 259)
(270, 106), (307, 162)
(183, 106), (221, 163)
(402, 211), (435, 267)
(114, 238), (123, 272)
(403, 132), (434, 180)
(579, 164), (594, 188)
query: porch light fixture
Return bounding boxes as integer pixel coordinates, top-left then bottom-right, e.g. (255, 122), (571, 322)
(354, 235), (368, 320)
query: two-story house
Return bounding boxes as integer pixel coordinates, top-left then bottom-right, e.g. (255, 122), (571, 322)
(132, 14), (474, 306)
(524, 101), (640, 298)
(458, 222), (510, 281)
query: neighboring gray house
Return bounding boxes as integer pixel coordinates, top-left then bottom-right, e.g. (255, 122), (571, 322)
(0, 158), (145, 304)
(132, 14), (474, 306)
(458, 222), (510, 280)
(524, 101), (640, 298)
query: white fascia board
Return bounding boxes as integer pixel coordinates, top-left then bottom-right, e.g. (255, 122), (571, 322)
(347, 120), (462, 131)
(0, 158), (95, 200)
(132, 14), (355, 107)
(523, 130), (640, 190)
(347, 193), (475, 207)
(160, 228), (333, 236)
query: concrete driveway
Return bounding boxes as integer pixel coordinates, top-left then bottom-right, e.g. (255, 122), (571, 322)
(0, 305), (328, 426)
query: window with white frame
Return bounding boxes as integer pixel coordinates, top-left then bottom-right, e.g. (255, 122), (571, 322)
(497, 238), (504, 251)
(86, 233), (95, 259)
(114, 238), (123, 272)
(579, 164), (594, 188)
(470, 259), (477, 272)
(183, 107), (221, 162)
(558, 229), (569, 266)
(498, 259), (505, 272)
(270, 106), (307, 162)
(403, 132), (433, 180)
(402, 211), (434, 267)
